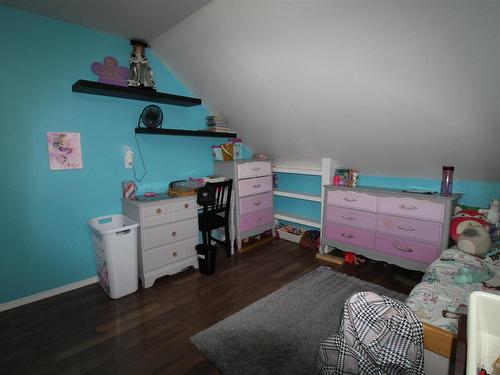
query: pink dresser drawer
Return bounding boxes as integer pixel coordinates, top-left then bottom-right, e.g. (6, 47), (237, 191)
(327, 190), (377, 212)
(237, 161), (272, 179)
(377, 196), (444, 222)
(376, 214), (442, 244)
(324, 223), (374, 249)
(374, 234), (439, 264)
(325, 206), (375, 231)
(240, 192), (273, 215)
(240, 208), (273, 233)
(238, 176), (272, 197)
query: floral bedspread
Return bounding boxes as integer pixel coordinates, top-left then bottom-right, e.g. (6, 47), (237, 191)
(405, 248), (500, 334)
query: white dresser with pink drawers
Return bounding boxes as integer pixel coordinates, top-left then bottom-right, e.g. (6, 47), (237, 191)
(321, 186), (461, 271)
(215, 159), (275, 251)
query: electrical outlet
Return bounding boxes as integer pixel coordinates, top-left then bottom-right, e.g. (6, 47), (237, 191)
(124, 146), (133, 169)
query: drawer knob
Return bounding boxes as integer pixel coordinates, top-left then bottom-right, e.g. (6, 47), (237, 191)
(172, 231), (177, 237)
(342, 215), (355, 221)
(252, 184), (261, 188)
(398, 203), (418, 210)
(253, 201), (262, 206)
(172, 251), (178, 257)
(184, 203), (189, 209)
(254, 217), (263, 223)
(396, 225), (415, 232)
(343, 197), (358, 202)
(252, 167), (261, 171)
(341, 232), (354, 239)
(393, 242), (414, 253)
(156, 208), (162, 214)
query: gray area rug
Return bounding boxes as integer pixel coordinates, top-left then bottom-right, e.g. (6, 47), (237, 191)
(191, 266), (407, 375)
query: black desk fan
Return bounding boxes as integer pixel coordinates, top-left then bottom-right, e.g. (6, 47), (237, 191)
(137, 105), (163, 129)
(133, 105), (163, 183)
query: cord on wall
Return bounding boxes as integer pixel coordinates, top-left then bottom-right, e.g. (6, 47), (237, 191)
(133, 133), (147, 182)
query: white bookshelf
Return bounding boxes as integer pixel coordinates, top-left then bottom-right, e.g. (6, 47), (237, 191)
(272, 166), (322, 176)
(274, 212), (321, 229)
(272, 158), (335, 231)
(273, 190), (322, 202)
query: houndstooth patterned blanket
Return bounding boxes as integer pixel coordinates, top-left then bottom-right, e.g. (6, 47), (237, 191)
(316, 292), (424, 375)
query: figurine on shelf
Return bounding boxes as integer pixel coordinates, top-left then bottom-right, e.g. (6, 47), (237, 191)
(127, 39), (155, 89)
(92, 56), (129, 87)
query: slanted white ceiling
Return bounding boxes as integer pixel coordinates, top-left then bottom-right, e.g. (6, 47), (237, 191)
(152, 0), (500, 182)
(0, 0), (211, 41)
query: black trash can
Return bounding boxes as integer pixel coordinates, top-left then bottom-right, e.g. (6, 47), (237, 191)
(196, 244), (217, 275)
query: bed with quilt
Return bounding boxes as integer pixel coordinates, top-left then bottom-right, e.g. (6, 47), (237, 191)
(405, 247), (500, 360)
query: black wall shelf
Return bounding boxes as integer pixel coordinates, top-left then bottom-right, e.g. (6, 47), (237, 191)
(135, 128), (237, 138)
(72, 80), (202, 107)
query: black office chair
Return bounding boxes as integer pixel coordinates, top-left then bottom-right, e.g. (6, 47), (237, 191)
(197, 180), (233, 257)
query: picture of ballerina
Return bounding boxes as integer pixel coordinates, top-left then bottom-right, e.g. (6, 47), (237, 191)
(47, 132), (83, 170)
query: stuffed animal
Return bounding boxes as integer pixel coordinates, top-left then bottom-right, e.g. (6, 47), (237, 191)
(450, 206), (489, 242)
(457, 222), (492, 256)
(479, 199), (500, 226)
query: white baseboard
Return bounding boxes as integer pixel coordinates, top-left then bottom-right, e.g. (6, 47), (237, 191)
(0, 276), (99, 313)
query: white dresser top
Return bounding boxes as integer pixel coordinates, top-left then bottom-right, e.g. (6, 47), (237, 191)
(325, 185), (462, 202)
(122, 193), (196, 208)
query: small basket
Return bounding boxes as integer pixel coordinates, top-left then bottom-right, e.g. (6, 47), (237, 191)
(221, 143), (234, 161)
(277, 226), (304, 243)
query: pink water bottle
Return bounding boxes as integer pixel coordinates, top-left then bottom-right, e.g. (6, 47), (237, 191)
(440, 166), (454, 196)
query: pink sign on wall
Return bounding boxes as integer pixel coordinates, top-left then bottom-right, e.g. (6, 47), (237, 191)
(47, 132), (83, 170)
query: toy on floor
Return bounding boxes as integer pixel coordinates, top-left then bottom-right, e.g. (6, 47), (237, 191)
(344, 252), (366, 265)
(450, 206), (489, 242)
(299, 230), (320, 250)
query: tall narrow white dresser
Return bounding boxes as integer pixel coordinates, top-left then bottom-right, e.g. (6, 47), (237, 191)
(214, 159), (275, 251)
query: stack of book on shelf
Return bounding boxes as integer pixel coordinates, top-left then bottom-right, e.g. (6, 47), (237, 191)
(207, 116), (231, 133)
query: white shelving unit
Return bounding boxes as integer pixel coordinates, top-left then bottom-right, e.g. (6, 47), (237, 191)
(272, 158), (335, 232)
(274, 212), (321, 229)
(272, 166), (322, 176)
(273, 190), (322, 202)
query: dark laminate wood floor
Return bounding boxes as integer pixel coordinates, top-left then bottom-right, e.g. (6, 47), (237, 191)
(0, 240), (422, 375)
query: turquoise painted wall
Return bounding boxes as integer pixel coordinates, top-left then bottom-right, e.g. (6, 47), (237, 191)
(0, 6), (231, 304)
(274, 173), (322, 229)
(1, 5), (497, 305)
(274, 172), (499, 229)
(359, 175), (500, 208)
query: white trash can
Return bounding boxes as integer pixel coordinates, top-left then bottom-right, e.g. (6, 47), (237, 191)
(88, 215), (139, 299)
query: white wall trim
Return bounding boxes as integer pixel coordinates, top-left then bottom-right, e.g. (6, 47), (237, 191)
(0, 276), (99, 313)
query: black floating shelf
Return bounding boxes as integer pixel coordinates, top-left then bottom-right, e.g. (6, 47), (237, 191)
(135, 127), (237, 138)
(72, 80), (202, 107)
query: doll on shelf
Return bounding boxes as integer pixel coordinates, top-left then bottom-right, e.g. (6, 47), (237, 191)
(128, 39), (156, 89)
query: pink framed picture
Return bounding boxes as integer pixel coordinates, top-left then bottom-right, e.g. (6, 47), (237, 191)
(47, 132), (83, 170)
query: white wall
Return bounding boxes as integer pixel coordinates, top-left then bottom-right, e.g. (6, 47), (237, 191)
(152, 0), (500, 181)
